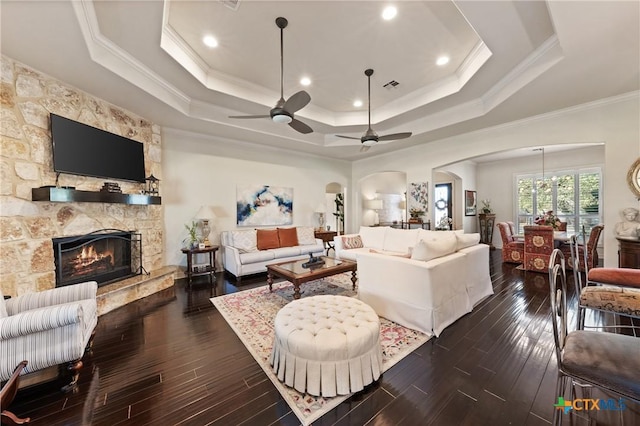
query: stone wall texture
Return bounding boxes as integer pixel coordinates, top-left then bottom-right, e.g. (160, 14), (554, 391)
(0, 55), (164, 297)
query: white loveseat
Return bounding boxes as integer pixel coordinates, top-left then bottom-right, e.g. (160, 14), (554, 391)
(221, 227), (325, 282)
(334, 226), (493, 337)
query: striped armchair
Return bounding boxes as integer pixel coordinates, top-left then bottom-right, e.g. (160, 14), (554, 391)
(0, 281), (98, 392)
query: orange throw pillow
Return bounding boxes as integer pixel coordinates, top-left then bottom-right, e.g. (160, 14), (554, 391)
(278, 227), (299, 248)
(256, 229), (280, 250)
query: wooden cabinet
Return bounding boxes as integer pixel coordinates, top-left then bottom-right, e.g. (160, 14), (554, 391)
(617, 237), (640, 269)
(478, 214), (496, 248)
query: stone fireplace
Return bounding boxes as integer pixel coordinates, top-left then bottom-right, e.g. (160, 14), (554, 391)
(53, 230), (141, 288)
(1, 56), (175, 315)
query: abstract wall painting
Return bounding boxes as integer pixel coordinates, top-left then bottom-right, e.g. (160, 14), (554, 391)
(237, 185), (293, 226)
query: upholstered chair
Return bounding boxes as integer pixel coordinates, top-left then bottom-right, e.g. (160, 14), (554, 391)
(0, 281), (98, 392)
(559, 225), (603, 271)
(497, 222), (524, 264)
(548, 250), (640, 426)
(523, 225), (554, 272)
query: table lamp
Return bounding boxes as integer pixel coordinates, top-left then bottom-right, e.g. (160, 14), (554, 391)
(195, 205), (216, 246)
(315, 203), (327, 230)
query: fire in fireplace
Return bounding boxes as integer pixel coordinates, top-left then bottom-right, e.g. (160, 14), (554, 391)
(53, 229), (142, 288)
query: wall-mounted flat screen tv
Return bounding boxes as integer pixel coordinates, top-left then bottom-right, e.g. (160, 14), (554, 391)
(51, 114), (146, 183)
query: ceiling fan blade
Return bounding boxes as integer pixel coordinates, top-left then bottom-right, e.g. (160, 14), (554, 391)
(228, 114), (270, 119)
(377, 132), (412, 142)
(283, 90), (311, 114)
(289, 118), (313, 134)
(360, 145), (371, 152)
(335, 135), (361, 140)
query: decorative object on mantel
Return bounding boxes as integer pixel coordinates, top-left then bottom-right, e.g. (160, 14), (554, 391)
(464, 190), (477, 216)
(615, 207), (640, 238)
(144, 174), (160, 196)
(100, 182), (122, 193)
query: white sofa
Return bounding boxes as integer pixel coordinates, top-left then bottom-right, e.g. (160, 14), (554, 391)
(221, 227), (325, 281)
(334, 226), (493, 337)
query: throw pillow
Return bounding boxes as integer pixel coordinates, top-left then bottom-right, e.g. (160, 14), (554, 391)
(411, 236), (457, 262)
(358, 226), (388, 250)
(296, 226), (316, 245)
(277, 227), (299, 247)
(342, 235), (363, 249)
(230, 230), (257, 253)
(456, 233), (481, 251)
(256, 229), (280, 250)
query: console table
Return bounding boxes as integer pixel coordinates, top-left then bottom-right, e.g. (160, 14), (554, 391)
(181, 245), (218, 290)
(617, 236), (640, 269)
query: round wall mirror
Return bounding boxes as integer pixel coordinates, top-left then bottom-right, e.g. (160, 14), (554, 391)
(627, 157), (640, 199)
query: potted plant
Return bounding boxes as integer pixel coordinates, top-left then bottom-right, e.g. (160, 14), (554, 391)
(481, 199), (493, 214)
(184, 221), (199, 249)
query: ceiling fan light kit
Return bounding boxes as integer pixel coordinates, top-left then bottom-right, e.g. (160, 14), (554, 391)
(336, 68), (412, 151)
(228, 17), (313, 134)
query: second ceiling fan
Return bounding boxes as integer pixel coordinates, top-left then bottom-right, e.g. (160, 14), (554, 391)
(229, 17), (313, 134)
(337, 69), (411, 151)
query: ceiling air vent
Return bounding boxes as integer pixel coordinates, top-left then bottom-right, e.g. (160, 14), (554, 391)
(383, 80), (399, 89)
(219, 0), (240, 11)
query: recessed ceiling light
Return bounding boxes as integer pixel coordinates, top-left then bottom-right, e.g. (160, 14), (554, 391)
(382, 6), (397, 20)
(353, 100), (363, 107)
(300, 77), (311, 86)
(436, 56), (450, 66)
(203, 35), (218, 48)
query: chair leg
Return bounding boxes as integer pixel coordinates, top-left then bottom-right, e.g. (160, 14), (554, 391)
(61, 359), (83, 393)
(553, 374), (567, 426)
(1, 410), (31, 425)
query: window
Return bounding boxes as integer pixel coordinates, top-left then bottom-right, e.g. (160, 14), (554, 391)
(515, 168), (601, 235)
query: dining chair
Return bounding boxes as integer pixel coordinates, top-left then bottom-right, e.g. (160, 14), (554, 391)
(566, 230), (640, 332)
(548, 249), (640, 425)
(559, 225), (603, 272)
(523, 225), (554, 272)
(497, 222), (524, 264)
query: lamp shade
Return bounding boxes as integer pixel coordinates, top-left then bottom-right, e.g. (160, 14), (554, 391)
(315, 203), (327, 213)
(398, 200), (406, 210)
(365, 199), (383, 210)
(325, 182), (342, 194)
(195, 205), (216, 220)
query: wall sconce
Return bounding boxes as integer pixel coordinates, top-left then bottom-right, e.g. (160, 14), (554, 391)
(195, 205), (216, 246)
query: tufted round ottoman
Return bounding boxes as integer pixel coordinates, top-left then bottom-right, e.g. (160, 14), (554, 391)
(269, 295), (382, 397)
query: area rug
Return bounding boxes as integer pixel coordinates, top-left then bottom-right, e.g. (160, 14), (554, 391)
(210, 273), (431, 425)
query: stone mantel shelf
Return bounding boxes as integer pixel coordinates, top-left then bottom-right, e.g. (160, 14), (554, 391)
(32, 187), (161, 205)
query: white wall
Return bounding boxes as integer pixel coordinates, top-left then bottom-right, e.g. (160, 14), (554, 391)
(477, 145), (605, 249)
(359, 171), (406, 226)
(352, 93), (640, 266)
(162, 129), (351, 268)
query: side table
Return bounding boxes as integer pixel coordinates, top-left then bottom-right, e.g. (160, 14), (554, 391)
(314, 230), (338, 255)
(181, 245), (219, 291)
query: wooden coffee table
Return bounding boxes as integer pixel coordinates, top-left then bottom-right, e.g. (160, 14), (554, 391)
(266, 256), (357, 300)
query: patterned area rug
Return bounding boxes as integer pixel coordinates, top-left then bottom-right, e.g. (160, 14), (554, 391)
(210, 273), (431, 425)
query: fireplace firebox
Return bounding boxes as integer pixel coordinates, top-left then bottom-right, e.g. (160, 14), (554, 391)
(53, 229), (142, 288)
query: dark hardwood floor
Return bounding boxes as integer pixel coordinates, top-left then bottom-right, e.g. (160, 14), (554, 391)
(7, 250), (640, 425)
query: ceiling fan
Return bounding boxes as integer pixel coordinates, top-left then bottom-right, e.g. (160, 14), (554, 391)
(228, 17), (313, 134)
(336, 69), (411, 151)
